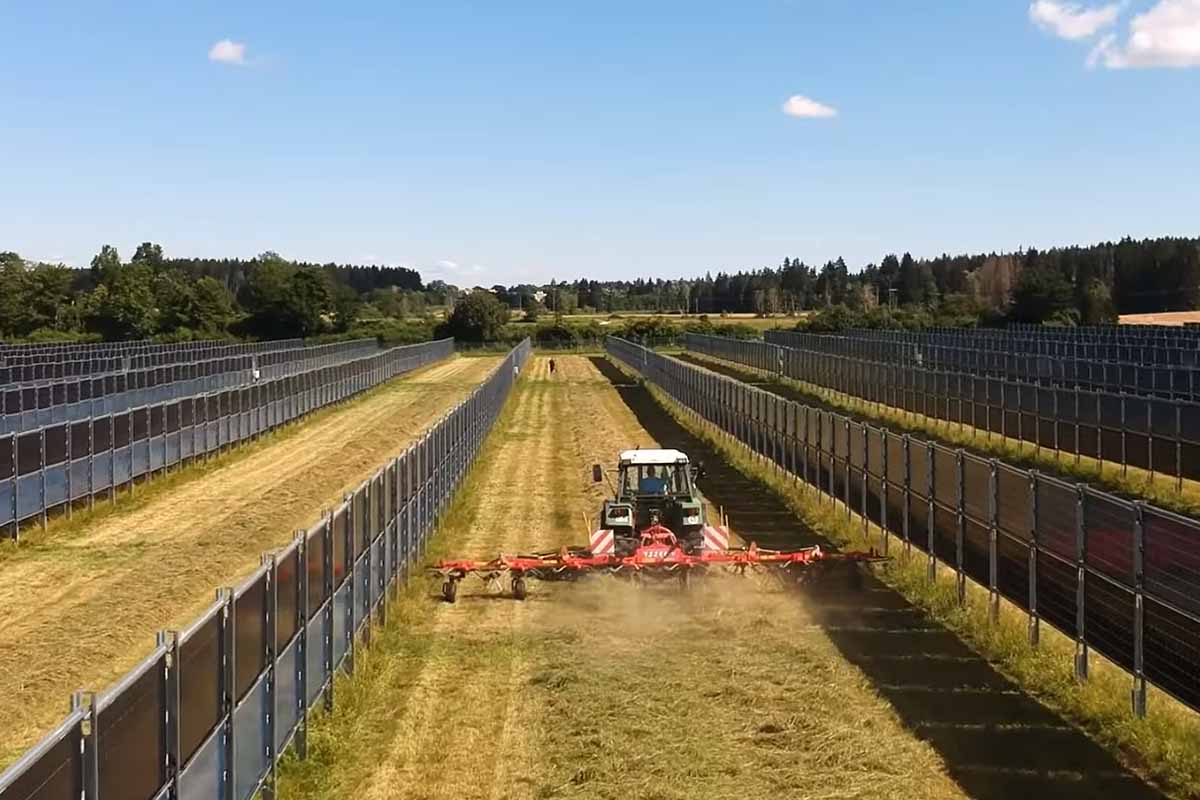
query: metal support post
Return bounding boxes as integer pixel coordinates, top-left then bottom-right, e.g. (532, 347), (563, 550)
(926, 442), (936, 581)
(157, 629), (181, 797)
(1074, 485), (1089, 682)
(218, 586), (237, 800)
(1132, 502), (1147, 717)
(73, 691), (100, 800)
(987, 460), (999, 623)
(295, 531), (308, 759)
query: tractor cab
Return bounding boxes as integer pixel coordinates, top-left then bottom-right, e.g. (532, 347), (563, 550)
(594, 449), (708, 555)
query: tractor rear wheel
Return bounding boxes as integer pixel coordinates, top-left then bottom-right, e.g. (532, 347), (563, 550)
(442, 580), (458, 604)
(512, 577), (528, 601)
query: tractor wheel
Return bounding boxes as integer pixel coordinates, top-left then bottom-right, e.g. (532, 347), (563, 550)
(512, 577), (528, 601)
(442, 580), (458, 604)
(679, 570), (692, 592)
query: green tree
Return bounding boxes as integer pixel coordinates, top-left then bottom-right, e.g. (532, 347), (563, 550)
(440, 290), (510, 341)
(154, 270), (198, 333)
(24, 263), (77, 333)
(879, 254), (901, 296)
(90, 245), (122, 285)
(1080, 278), (1117, 324)
(894, 252), (939, 306)
(331, 282), (361, 332)
(1010, 259), (1074, 323)
(286, 267), (333, 337)
(192, 277), (235, 333)
(0, 253), (28, 337)
(241, 254), (305, 337)
(84, 264), (159, 339)
(918, 261), (939, 306)
(131, 242), (165, 269)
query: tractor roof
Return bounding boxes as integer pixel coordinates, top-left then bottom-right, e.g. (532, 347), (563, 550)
(618, 448), (689, 465)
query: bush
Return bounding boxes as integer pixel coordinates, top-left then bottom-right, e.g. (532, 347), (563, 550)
(316, 318), (437, 347)
(435, 290), (510, 341)
(533, 322), (579, 345)
(13, 328), (103, 344)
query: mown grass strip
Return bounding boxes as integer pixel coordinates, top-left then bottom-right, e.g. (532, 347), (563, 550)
(616, 356), (1200, 800)
(272, 371), (530, 800)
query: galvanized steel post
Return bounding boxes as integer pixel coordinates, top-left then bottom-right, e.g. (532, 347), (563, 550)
(1132, 502), (1147, 718)
(987, 459), (999, 623)
(72, 690), (100, 800)
(295, 530), (309, 759)
(1074, 485), (1089, 682)
(218, 586), (237, 800)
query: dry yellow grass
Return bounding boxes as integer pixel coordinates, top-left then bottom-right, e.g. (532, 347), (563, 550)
(0, 355), (501, 770)
(1119, 312), (1200, 326)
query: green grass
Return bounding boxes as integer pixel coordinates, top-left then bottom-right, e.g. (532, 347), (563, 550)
(685, 351), (1200, 521)
(624, 359), (1200, 800)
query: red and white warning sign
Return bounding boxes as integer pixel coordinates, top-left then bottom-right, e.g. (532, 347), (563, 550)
(589, 529), (615, 555)
(701, 525), (730, 551)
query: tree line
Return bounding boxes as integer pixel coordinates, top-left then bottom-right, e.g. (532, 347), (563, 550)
(3, 234), (1198, 343)
(0, 244), (431, 342)
(486, 236), (1200, 326)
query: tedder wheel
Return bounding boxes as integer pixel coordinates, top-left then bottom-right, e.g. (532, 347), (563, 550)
(679, 570), (692, 591)
(442, 580), (458, 604)
(512, 576), (528, 601)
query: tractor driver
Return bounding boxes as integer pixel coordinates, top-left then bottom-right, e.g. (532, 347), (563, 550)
(639, 465), (669, 495)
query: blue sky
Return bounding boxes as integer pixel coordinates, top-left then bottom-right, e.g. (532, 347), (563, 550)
(1, 1), (1198, 285)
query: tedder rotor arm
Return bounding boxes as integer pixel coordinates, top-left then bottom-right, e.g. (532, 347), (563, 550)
(430, 539), (887, 603)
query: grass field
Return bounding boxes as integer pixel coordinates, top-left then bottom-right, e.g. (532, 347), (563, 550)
(560, 312), (802, 332)
(277, 356), (1167, 800)
(0, 355), (501, 770)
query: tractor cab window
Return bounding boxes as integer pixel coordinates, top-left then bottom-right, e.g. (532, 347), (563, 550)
(622, 463), (690, 496)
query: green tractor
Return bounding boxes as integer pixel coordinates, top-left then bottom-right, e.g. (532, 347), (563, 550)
(591, 448), (724, 556)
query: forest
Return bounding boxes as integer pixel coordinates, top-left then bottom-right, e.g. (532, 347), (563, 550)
(530, 235), (1200, 325)
(0, 235), (1197, 343)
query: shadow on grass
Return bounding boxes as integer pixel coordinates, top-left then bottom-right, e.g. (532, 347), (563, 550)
(589, 356), (1167, 800)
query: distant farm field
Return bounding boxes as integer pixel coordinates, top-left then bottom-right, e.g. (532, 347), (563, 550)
(1119, 311), (1200, 326)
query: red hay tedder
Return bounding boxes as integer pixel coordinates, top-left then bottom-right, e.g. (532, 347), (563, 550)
(431, 448), (886, 602)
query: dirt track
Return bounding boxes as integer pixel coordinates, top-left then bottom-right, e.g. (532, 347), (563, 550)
(0, 355), (500, 768)
(283, 357), (1011, 799)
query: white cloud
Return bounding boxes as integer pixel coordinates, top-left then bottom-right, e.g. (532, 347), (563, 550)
(208, 39), (247, 66)
(427, 259), (486, 283)
(781, 95), (837, 119)
(1087, 0), (1200, 67)
(1029, 1), (1121, 39)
